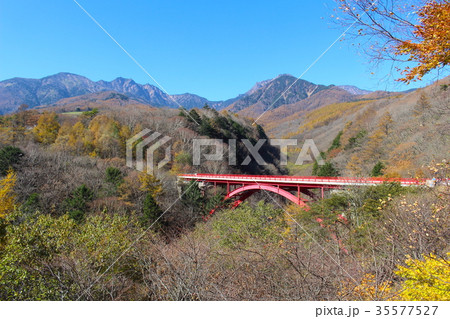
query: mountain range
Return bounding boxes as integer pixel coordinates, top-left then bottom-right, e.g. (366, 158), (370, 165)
(0, 72), (376, 115)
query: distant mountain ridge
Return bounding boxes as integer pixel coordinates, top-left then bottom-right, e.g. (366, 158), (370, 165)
(0, 73), (218, 114)
(338, 85), (372, 95)
(226, 74), (332, 113)
(0, 72), (382, 115)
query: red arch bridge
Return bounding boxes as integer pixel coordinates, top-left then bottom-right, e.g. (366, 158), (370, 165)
(178, 174), (427, 208)
(178, 174), (429, 253)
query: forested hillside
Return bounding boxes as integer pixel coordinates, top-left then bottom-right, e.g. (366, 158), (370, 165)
(267, 77), (449, 179)
(0, 100), (284, 224)
(0, 86), (448, 300)
(0, 0), (448, 301)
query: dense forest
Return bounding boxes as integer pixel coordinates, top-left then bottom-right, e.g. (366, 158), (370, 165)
(0, 100), (448, 300)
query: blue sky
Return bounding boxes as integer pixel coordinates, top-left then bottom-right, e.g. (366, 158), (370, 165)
(0, 0), (443, 100)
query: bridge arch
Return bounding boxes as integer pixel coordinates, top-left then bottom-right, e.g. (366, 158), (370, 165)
(225, 184), (309, 208)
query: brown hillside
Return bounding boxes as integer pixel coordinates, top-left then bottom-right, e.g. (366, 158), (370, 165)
(281, 76), (449, 177)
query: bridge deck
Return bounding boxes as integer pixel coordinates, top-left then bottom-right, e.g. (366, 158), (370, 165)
(178, 174), (425, 187)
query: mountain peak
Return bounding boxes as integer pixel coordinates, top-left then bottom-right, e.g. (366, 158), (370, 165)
(229, 75), (330, 113)
(337, 85), (372, 95)
(275, 73), (295, 80)
(43, 72), (89, 80)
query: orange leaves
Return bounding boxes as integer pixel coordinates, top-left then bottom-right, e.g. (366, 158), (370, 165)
(337, 0), (448, 82)
(396, 1), (450, 82)
(339, 273), (393, 301)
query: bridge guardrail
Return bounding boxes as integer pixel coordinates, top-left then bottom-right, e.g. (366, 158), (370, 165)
(178, 174), (426, 186)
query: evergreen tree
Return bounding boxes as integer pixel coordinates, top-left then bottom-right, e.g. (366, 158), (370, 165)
(0, 146), (23, 176)
(312, 161), (319, 176)
(371, 161), (385, 177)
(182, 180), (203, 213)
(313, 161), (340, 177)
(105, 167), (123, 186)
(188, 109), (201, 124)
(328, 131), (343, 152)
(199, 116), (216, 137)
(23, 193), (40, 215)
(141, 193), (162, 226)
(63, 185), (94, 222)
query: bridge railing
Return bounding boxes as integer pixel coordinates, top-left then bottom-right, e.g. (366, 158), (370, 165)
(178, 173), (426, 186)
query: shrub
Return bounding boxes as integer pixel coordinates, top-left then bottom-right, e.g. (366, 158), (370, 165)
(63, 185), (94, 222)
(212, 202), (284, 249)
(395, 253), (450, 301)
(0, 146), (23, 176)
(82, 108), (99, 117)
(313, 161), (340, 177)
(0, 170), (16, 219)
(328, 131), (343, 152)
(371, 161), (385, 177)
(345, 130), (367, 150)
(22, 193), (40, 214)
(105, 167), (123, 186)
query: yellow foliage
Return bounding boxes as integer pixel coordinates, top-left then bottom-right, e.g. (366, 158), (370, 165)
(118, 125), (131, 157)
(119, 125), (131, 142)
(32, 112), (60, 144)
(395, 253), (450, 301)
(68, 122), (86, 149)
(54, 121), (86, 153)
(346, 155), (364, 176)
(0, 170), (17, 219)
(382, 171), (402, 179)
(294, 100), (372, 136)
(138, 173), (162, 197)
(340, 108), (376, 147)
(339, 273), (393, 301)
(131, 123), (143, 136)
(86, 115), (123, 157)
(377, 112), (393, 135)
(415, 168), (426, 179)
(117, 172), (162, 205)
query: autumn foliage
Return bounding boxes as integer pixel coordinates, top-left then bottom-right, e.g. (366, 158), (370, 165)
(0, 170), (16, 219)
(396, 1), (450, 82)
(32, 112), (60, 144)
(0, 97), (448, 300)
(395, 253), (450, 300)
(336, 0), (449, 82)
